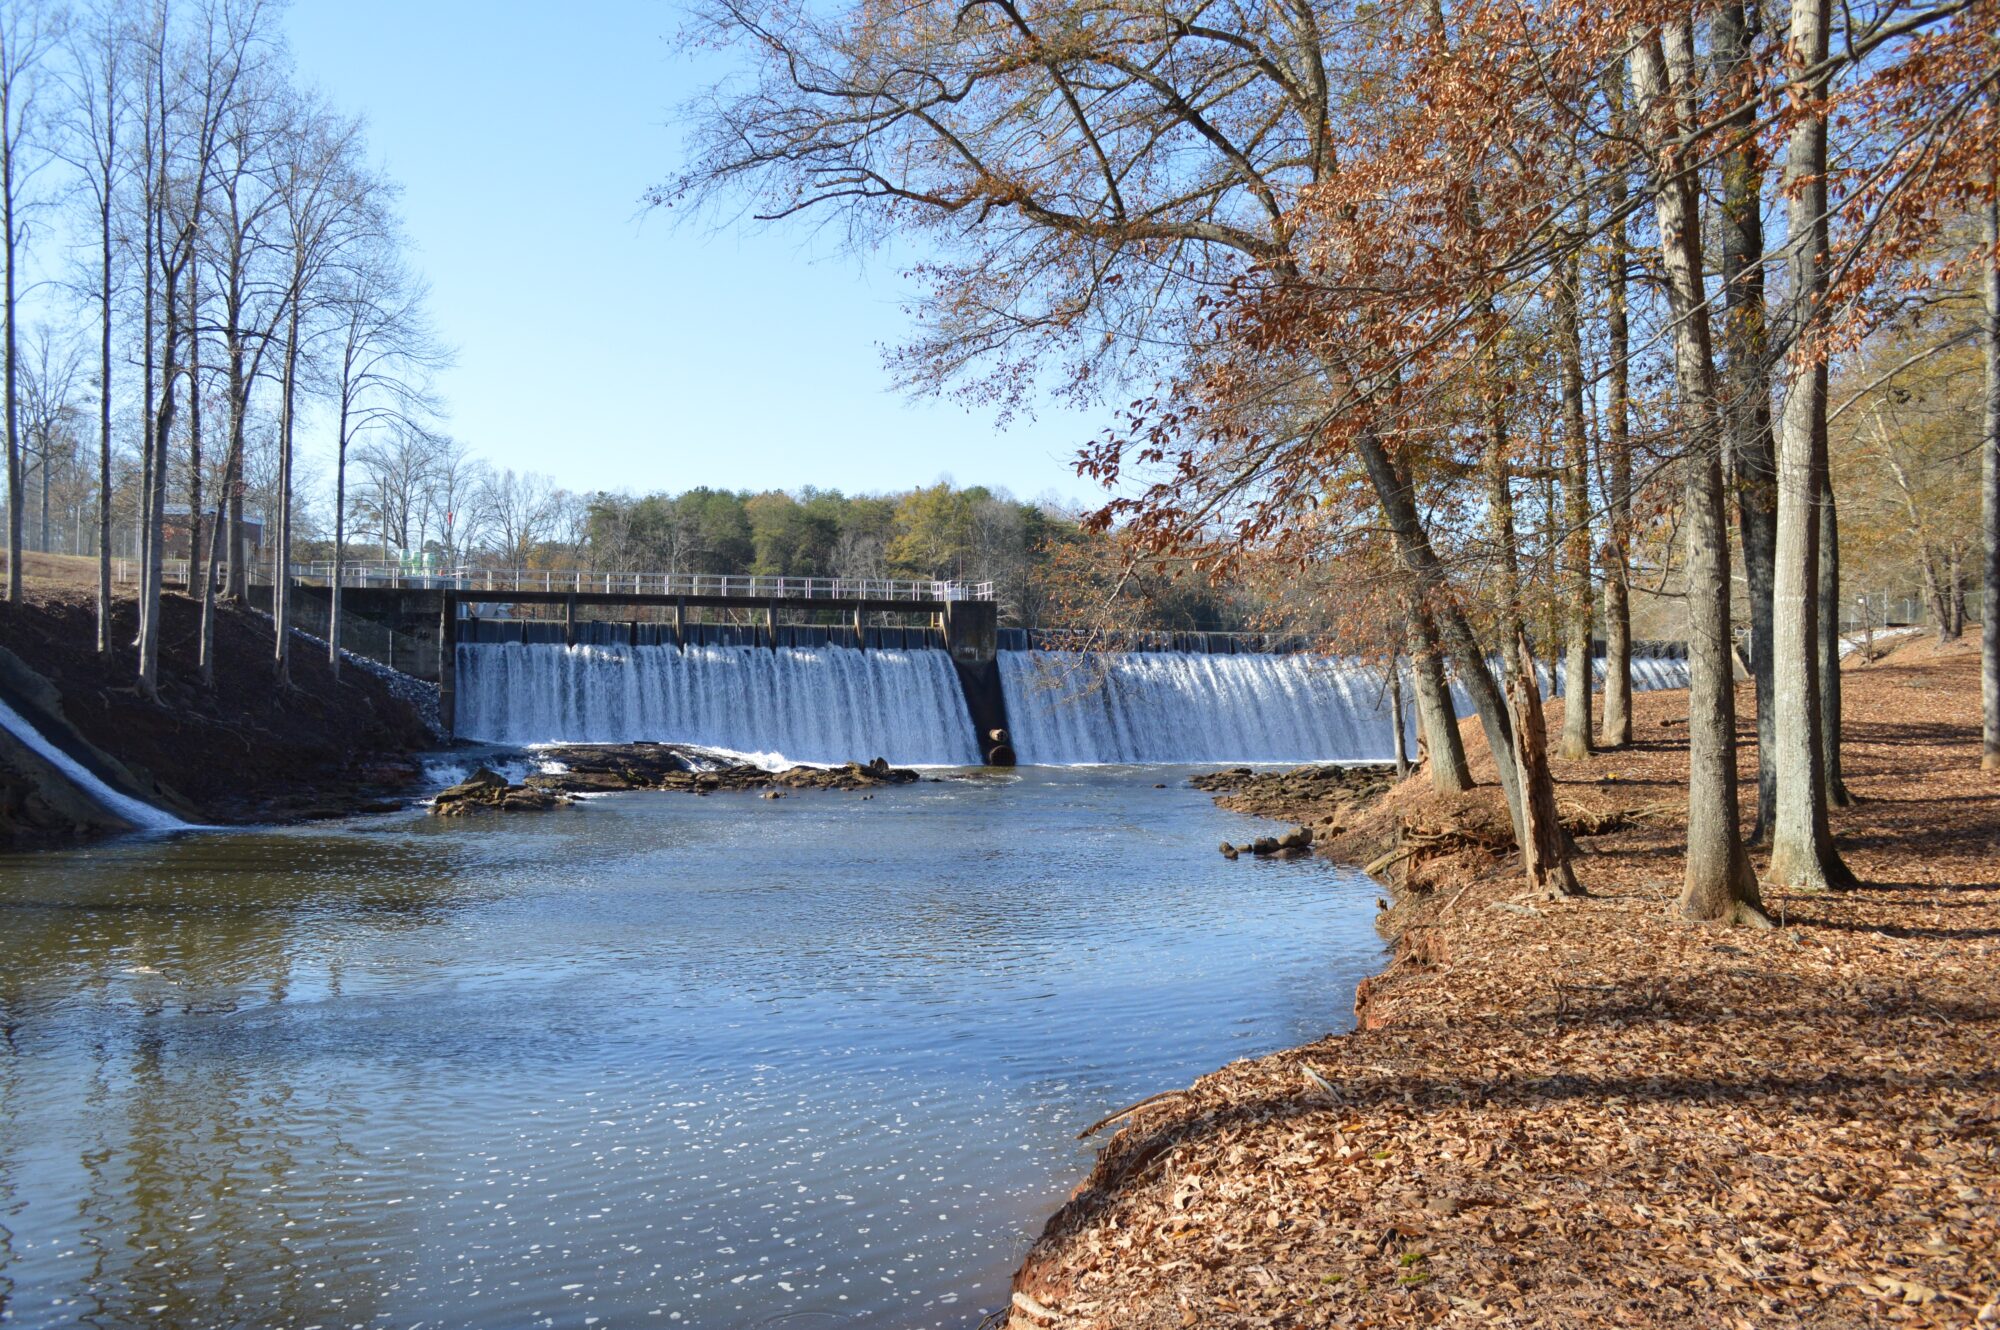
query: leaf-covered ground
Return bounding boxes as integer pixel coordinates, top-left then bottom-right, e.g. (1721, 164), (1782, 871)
(1005, 642), (1997, 1329)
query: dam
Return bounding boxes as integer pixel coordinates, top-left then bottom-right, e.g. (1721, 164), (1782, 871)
(438, 598), (1690, 765)
(257, 578), (1691, 766)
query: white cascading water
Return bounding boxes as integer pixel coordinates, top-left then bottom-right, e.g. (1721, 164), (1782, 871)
(454, 640), (1692, 767)
(999, 650), (1691, 765)
(0, 695), (189, 832)
(454, 643), (983, 765)
(1000, 651), (1414, 764)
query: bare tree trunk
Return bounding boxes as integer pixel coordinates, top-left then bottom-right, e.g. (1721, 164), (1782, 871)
(137, 202), (154, 652)
(1768, 0), (1856, 888)
(222, 351), (248, 600)
(1716, 0), (1780, 844)
(36, 434), (49, 553)
(1769, 0), (1856, 892)
(274, 295), (299, 683)
(1984, 165), (2000, 769)
(329, 403), (350, 679)
(1556, 235), (1594, 760)
(1389, 651), (1410, 779)
(185, 266), (204, 599)
(1819, 469), (1853, 805)
(1921, 544), (1952, 642)
(1600, 75), (1634, 747)
(1355, 427), (1527, 842)
(1950, 545), (1966, 638)
(1633, 25), (1768, 927)
(1509, 630), (1582, 897)
(2, 91), (20, 604)
(138, 120), (176, 703)
(197, 446), (231, 686)
(140, 300), (176, 701)
(220, 230), (251, 604)
(1409, 598), (1472, 793)
(1487, 411), (1524, 657)
(97, 185), (114, 657)
(1539, 461), (1561, 654)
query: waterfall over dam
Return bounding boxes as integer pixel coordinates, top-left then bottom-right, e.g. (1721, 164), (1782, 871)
(453, 641), (1691, 767)
(1000, 651), (1410, 765)
(454, 642), (984, 764)
(999, 650), (1692, 765)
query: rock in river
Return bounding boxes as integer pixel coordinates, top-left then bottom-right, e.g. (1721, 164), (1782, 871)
(431, 767), (573, 816)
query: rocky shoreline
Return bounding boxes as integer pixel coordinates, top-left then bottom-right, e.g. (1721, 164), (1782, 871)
(1196, 764), (1398, 861)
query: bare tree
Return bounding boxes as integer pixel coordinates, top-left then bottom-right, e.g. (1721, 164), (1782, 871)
(58, 0), (132, 654)
(424, 432), (485, 565)
(18, 324), (86, 553)
(352, 421), (435, 561)
(201, 56), (287, 607)
(1630, 23), (1767, 926)
(133, 0), (266, 700)
(1598, 72), (1634, 750)
(1986, 164), (2000, 770)
(1, 0), (60, 602)
(1768, 0), (1858, 892)
(326, 236), (441, 677)
(1554, 188), (1593, 761)
(270, 96), (368, 683)
(477, 466), (557, 566)
(1715, 0), (1781, 840)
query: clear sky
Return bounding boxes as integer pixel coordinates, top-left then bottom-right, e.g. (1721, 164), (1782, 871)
(282, 0), (1111, 508)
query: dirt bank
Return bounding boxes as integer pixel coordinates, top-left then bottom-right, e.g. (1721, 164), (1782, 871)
(1007, 642), (1998, 1328)
(0, 585), (434, 838)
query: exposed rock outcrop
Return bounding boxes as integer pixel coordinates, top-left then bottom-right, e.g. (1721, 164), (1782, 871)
(523, 744), (921, 798)
(431, 767), (574, 816)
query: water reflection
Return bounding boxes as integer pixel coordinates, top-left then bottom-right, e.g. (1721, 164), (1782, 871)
(0, 769), (1382, 1328)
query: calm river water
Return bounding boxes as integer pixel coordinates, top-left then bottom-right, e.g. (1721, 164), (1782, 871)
(0, 768), (1383, 1329)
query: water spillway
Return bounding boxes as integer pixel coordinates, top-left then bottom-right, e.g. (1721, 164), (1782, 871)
(452, 640), (1691, 767)
(0, 694), (189, 832)
(454, 642), (984, 765)
(999, 651), (1415, 765)
(998, 649), (1693, 766)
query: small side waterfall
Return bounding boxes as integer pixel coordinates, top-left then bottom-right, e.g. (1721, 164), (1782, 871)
(455, 642), (983, 765)
(999, 650), (1691, 765)
(0, 695), (189, 832)
(999, 652), (1415, 764)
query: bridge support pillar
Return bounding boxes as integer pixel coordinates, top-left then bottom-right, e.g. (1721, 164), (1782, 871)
(942, 602), (1009, 764)
(942, 600), (998, 667)
(953, 659), (1015, 766)
(674, 597), (687, 649)
(439, 593), (458, 738)
(564, 595), (577, 647)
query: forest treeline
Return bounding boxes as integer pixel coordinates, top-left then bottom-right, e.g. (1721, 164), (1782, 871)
(673, 0), (1999, 919)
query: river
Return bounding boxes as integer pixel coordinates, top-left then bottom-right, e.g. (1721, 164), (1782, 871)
(0, 767), (1385, 1329)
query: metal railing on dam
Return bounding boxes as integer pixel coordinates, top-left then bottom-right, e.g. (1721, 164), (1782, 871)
(117, 558), (993, 603)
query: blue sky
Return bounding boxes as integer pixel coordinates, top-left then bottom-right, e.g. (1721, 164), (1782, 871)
(283, 0), (1110, 508)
